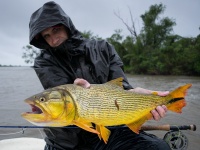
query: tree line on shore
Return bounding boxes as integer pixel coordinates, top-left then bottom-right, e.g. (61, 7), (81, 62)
(22, 3), (200, 76)
(0, 64), (21, 67)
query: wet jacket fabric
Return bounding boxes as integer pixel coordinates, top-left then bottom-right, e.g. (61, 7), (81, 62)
(29, 1), (170, 150)
(29, 1), (132, 90)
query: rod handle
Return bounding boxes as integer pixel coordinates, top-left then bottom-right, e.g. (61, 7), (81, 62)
(141, 124), (196, 131)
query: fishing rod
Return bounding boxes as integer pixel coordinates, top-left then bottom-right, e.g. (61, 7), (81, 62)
(0, 124), (196, 150)
(141, 124), (196, 131)
(0, 124), (196, 131)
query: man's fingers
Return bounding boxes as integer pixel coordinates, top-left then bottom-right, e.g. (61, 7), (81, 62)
(151, 105), (168, 121)
(74, 78), (91, 88)
(156, 106), (166, 118)
(161, 105), (168, 112)
(151, 109), (160, 121)
(157, 91), (169, 96)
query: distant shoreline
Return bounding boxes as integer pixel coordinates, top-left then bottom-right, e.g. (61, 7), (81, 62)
(0, 65), (31, 67)
(0, 66), (199, 77)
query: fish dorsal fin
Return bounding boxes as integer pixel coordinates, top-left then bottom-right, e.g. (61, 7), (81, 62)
(105, 77), (124, 88)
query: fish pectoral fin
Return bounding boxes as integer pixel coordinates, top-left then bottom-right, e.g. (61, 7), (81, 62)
(76, 118), (93, 127)
(72, 120), (99, 135)
(96, 125), (111, 144)
(127, 113), (152, 134)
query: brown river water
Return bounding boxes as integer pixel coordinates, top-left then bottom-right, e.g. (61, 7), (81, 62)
(0, 67), (199, 149)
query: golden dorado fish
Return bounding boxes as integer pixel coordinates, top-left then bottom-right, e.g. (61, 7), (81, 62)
(21, 78), (192, 143)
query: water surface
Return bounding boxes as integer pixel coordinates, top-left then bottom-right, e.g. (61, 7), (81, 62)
(0, 67), (199, 149)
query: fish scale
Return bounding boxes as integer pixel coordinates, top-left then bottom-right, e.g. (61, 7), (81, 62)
(63, 83), (165, 125)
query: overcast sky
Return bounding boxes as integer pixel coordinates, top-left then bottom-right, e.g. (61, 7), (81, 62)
(0, 0), (199, 66)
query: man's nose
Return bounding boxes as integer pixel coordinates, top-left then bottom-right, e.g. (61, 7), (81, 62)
(51, 36), (59, 45)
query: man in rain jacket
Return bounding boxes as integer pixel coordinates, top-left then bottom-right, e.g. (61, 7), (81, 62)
(29, 1), (170, 150)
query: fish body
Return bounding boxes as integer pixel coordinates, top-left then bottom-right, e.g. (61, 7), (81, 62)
(21, 78), (192, 143)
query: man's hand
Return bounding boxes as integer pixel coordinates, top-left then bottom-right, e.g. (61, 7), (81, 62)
(151, 105), (168, 120)
(129, 87), (169, 121)
(74, 78), (91, 88)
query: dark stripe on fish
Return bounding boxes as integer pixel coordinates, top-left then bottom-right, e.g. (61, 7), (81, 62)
(167, 97), (183, 104)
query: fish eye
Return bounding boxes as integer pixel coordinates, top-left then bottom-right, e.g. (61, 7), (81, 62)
(39, 97), (46, 102)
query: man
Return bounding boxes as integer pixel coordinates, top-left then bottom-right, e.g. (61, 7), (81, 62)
(29, 1), (170, 150)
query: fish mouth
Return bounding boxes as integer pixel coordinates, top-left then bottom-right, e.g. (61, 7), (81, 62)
(24, 99), (44, 114)
(21, 100), (46, 122)
(28, 104), (43, 114)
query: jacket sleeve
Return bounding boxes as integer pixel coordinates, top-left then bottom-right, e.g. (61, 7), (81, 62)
(33, 51), (71, 89)
(106, 42), (133, 90)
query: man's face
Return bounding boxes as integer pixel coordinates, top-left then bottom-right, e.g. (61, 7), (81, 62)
(41, 25), (69, 47)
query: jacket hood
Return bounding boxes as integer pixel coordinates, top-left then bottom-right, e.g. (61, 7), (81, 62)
(29, 1), (81, 49)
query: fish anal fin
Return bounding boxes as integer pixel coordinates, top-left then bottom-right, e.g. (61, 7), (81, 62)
(72, 120), (99, 135)
(96, 125), (111, 144)
(127, 113), (152, 134)
(167, 99), (186, 113)
(106, 77), (123, 88)
(127, 122), (140, 134)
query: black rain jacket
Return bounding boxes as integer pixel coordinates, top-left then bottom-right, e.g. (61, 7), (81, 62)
(29, 1), (133, 149)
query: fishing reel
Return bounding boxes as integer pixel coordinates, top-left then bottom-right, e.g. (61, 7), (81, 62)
(141, 124), (196, 150)
(163, 130), (188, 150)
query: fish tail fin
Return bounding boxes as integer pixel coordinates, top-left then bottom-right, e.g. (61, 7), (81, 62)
(166, 84), (192, 113)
